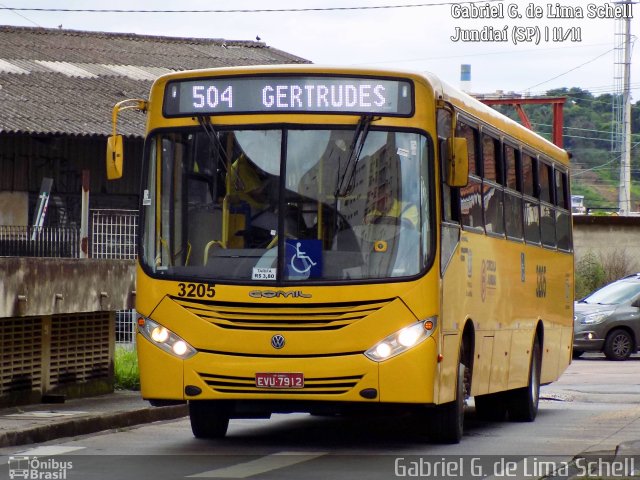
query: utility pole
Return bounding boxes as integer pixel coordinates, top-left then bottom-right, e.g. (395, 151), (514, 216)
(614, 2), (633, 215)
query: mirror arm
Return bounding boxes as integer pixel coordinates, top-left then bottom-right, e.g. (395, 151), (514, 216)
(111, 99), (148, 137)
(107, 99), (148, 180)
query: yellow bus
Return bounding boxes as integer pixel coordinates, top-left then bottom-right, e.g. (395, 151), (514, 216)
(108, 65), (574, 443)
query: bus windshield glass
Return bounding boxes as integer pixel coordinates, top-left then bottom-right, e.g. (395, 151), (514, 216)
(141, 127), (433, 283)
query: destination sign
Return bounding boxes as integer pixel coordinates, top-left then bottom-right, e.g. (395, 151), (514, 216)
(163, 76), (413, 116)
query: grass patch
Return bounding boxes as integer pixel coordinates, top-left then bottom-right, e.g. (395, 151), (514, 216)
(114, 346), (140, 390)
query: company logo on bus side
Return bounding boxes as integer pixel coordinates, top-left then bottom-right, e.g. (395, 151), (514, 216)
(249, 290), (312, 299)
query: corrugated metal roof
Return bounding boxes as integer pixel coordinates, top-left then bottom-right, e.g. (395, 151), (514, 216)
(0, 26), (310, 138)
(0, 58), (29, 74)
(34, 60), (98, 78)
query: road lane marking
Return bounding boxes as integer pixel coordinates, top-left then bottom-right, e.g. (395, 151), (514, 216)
(12, 446), (86, 456)
(187, 451), (327, 478)
(0, 446), (86, 465)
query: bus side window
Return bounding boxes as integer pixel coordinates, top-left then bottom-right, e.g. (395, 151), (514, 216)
(522, 153), (540, 244)
(539, 160), (556, 248)
(482, 133), (504, 236)
(555, 169), (572, 251)
(457, 121), (483, 230)
(555, 168), (568, 209)
(504, 144), (523, 240)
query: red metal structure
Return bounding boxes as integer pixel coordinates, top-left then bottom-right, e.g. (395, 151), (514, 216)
(480, 97), (566, 148)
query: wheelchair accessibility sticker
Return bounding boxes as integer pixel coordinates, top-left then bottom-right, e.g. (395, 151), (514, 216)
(285, 239), (322, 279)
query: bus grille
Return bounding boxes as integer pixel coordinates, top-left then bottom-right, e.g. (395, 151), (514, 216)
(198, 372), (363, 395)
(171, 297), (393, 331)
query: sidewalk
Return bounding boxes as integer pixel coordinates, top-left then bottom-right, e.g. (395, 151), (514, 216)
(0, 391), (187, 448)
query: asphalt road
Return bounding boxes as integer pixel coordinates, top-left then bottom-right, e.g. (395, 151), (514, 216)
(2, 354), (640, 480)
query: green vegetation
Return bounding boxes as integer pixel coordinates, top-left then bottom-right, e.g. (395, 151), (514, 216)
(575, 249), (639, 299)
(114, 346), (140, 390)
(575, 252), (606, 300)
(491, 88), (640, 211)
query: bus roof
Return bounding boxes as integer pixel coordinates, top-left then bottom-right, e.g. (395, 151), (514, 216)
(428, 73), (569, 166)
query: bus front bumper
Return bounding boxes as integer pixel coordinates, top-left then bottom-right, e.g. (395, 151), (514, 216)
(138, 334), (438, 408)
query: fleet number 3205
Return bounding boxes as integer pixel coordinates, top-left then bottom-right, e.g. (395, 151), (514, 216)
(177, 283), (215, 298)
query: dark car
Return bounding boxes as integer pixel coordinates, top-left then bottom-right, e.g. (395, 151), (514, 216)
(573, 273), (640, 360)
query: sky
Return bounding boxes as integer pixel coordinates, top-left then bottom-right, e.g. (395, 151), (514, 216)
(0, 0), (637, 97)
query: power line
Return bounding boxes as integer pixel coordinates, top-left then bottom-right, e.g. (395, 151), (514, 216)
(531, 122), (640, 138)
(0, 1), (42, 27)
(524, 48), (615, 91)
(0, 0), (503, 14)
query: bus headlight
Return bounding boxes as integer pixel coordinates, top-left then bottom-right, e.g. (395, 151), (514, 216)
(364, 317), (437, 362)
(138, 316), (197, 359)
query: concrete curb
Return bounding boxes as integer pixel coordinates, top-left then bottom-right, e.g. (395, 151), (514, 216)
(0, 404), (188, 448)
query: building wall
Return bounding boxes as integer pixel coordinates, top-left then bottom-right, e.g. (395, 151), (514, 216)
(0, 258), (136, 318)
(573, 216), (640, 265)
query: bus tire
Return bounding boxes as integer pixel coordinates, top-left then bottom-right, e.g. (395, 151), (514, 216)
(474, 392), (507, 421)
(428, 362), (466, 444)
(507, 339), (541, 422)
(189, 400), (230, 439)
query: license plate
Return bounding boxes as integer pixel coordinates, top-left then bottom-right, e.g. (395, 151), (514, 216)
(255, 372), (304, 389)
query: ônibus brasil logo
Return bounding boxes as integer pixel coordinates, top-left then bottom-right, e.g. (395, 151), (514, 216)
(8, 456), (73, 480)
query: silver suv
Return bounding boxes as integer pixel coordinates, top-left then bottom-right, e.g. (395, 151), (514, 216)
(573, 273), (640, 361)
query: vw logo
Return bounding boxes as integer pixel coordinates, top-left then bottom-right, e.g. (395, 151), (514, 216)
(271, 334), (286, 349)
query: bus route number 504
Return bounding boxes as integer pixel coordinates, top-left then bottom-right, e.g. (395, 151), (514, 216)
(177, 283), (216, 299)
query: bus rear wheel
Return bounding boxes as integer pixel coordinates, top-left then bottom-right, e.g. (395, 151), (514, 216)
(428, 362), (467, 444)
(507, 340), (541, 422)
(189, 400), (230, 439)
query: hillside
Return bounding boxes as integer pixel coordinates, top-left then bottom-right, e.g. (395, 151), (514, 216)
(488, 87), (640, 212)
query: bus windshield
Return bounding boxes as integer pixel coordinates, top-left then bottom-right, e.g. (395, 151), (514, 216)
(141, 126), (433, 283)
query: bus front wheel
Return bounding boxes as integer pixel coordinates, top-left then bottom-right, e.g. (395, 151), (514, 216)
(428, 362), (467, 444)
(189, 400), (231, 439)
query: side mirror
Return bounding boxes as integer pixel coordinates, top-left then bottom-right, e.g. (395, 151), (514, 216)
(446, 137), (469, 187)
(106, 135), (124, 180)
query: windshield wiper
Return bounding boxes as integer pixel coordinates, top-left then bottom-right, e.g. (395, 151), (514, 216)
(335, 114), (377, 197)
(197, 115), (253, 192)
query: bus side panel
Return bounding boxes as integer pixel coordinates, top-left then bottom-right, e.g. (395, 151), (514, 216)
(540, 325), (562, 384)
(437, 333), (460, 404)
(489, 329), (511, 392)
(137, 334), (185, 400)
(439, 235), (467, 405)
(559, 325), (573, 372)
(442, 229), (573, 397)
(508, 329), (533, 390)
(473, 335), (493, 397)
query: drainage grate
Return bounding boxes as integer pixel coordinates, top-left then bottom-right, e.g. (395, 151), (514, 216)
(0, 317), (43, 396)
(49, 312), (111, 387)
